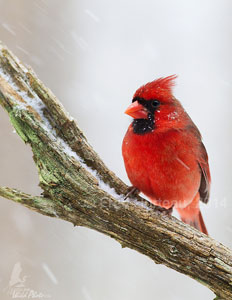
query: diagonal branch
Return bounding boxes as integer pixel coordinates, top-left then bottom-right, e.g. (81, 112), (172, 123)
(0, 41), (231, 299)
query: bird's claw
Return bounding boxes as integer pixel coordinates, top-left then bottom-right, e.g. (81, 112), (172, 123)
(124, 186), (140, 200)
(155, 205), (174, 216)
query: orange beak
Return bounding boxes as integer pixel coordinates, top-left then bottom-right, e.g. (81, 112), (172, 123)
(124, 101), (148, 119)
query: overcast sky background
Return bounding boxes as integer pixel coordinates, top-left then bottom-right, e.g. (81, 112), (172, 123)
(0, 1), (232, 299)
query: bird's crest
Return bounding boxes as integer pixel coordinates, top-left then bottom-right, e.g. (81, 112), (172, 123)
(133, 75), (177, 102)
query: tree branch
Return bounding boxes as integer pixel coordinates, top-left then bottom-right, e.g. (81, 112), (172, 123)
(0, 41), (231, 299)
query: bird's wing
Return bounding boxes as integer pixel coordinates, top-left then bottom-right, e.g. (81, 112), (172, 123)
(186, 123), (211, 204)
(198, 142), (211, 204)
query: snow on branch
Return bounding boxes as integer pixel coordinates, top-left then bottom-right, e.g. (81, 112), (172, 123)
(0, 42), (231, 299)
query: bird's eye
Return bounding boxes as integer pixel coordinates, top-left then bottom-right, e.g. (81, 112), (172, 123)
(151, 100), (160, 108)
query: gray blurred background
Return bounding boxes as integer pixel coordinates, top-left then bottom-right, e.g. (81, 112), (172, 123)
(0, 0), (231, 299)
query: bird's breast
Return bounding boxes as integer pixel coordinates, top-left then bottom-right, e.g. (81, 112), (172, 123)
(122, 126), (201, 208)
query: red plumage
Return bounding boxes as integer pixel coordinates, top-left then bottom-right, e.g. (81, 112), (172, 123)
(122, 76), (210, 234)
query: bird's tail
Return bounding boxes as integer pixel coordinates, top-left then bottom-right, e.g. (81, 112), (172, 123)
(181, 210), (208, 235)
(176, 193), (208, 235)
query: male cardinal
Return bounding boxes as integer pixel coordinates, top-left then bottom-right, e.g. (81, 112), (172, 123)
(122, 75), (210, 234)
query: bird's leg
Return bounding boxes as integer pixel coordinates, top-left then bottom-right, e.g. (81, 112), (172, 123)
(155, 205), (174, 216)
(124, 186), (140, 200)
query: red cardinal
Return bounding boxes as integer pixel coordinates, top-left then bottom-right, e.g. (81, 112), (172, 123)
(122, 75), (210, 234)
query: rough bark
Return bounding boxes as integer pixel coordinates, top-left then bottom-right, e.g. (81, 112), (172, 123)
(0, 41), (231, 299)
